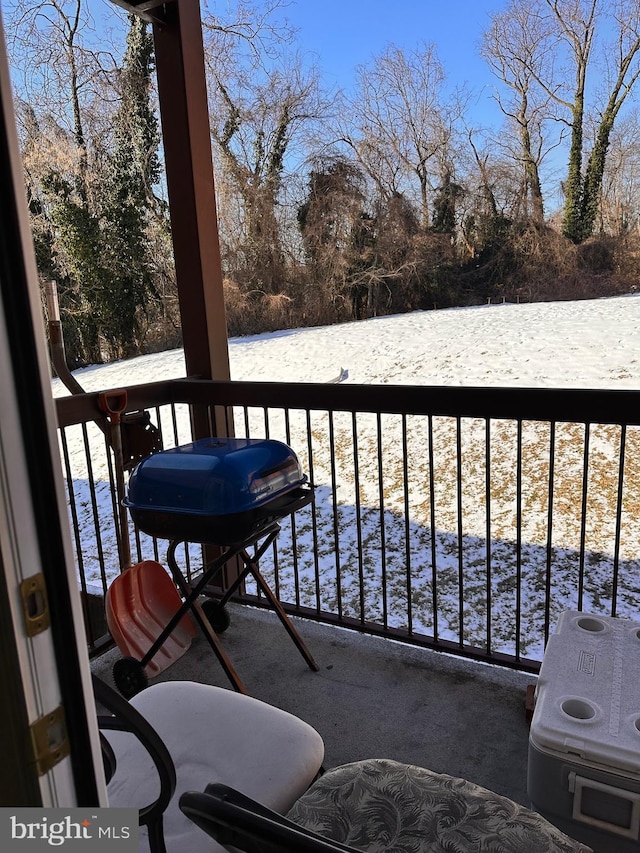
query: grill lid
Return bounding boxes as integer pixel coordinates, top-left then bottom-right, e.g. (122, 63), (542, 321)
(123, 437), (307, 518)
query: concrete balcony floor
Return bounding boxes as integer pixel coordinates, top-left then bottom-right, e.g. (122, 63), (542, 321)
(91, 603), (536, 807)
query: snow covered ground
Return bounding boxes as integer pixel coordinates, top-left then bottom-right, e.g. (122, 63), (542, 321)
(54, 295), (640, 660)
(57, 293), (640, 391)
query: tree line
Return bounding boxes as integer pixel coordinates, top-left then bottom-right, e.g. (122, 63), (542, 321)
(6, 0), (640, 367)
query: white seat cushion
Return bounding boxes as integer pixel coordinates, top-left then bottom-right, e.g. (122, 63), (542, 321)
(105, 680), (324, 852)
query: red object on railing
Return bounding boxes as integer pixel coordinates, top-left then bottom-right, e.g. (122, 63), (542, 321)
(98, 389), (128, 425)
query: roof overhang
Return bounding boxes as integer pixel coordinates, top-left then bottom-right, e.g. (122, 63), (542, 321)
(109, 0), (175, 25)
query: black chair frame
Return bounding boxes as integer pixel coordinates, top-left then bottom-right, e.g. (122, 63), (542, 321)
(179, 783), (359, 853)
(93, 674), (176, 853)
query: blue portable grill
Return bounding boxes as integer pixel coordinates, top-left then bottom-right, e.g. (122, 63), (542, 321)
(111, 437), (318, 698)
(124, 437), (312, 545)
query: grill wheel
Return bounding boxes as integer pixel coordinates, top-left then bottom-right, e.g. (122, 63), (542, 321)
(201, 599), (231, 634)
(113, 656), (148, 699)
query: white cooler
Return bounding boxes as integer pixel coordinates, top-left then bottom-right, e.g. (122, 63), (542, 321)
(528, 610), (640, 852)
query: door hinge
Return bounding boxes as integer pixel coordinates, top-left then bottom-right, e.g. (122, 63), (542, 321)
(29, 706), (69, 775)
(20, 573), (50, 636)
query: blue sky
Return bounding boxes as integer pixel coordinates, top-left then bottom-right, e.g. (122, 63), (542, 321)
(93, 0), (508, 126)
(277, 0), (507, 122)
(281, 1), (503, 88)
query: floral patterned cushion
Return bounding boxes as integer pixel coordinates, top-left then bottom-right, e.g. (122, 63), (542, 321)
(287, 759), (593, 853)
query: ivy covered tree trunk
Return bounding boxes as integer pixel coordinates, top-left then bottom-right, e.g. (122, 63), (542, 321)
(211, 61), (323, 297)
(521, 122), (544, 224)
(297, 157), (366, 319)
(432, 172), (461, 233)
(561, 97), (585, 243)
(243, 112), (289, 294)
(100, 14), (161, 357)
(579, 117), (613, 240)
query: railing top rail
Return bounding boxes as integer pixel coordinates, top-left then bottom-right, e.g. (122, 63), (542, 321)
(55, 377), (640, 428)
(55, 379), (180, 428)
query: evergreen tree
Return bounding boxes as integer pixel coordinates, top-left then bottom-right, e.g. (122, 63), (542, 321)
(99, 14), (161, 357)
(41, 170), (105, 364)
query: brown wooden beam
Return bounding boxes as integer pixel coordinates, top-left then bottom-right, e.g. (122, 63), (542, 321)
(152, 0), (231, 439)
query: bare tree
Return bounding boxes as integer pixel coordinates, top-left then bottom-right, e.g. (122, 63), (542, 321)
(597, 109), (640, 234)
(338, 43), (454, 227)
(579, 0), (640, 238)
(6, 0), (117, 203)
(201, 0), (295, 70)
(492, 0), (640, 241)
(482, 1), (558, 223)
(208, 52), (326, 294)
(539, 0), (598, 241)
(456, 128), (520, 258)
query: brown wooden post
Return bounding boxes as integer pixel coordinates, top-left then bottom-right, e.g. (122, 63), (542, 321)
(151, 0), (239, 585)
(152, 0), (231, 440)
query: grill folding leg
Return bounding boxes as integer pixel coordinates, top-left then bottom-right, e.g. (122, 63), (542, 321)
(164, 548), (249, 695)
(133, 521), (318, 695)
(127, 535), (255, 695)
(207, 527), (319, 675)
